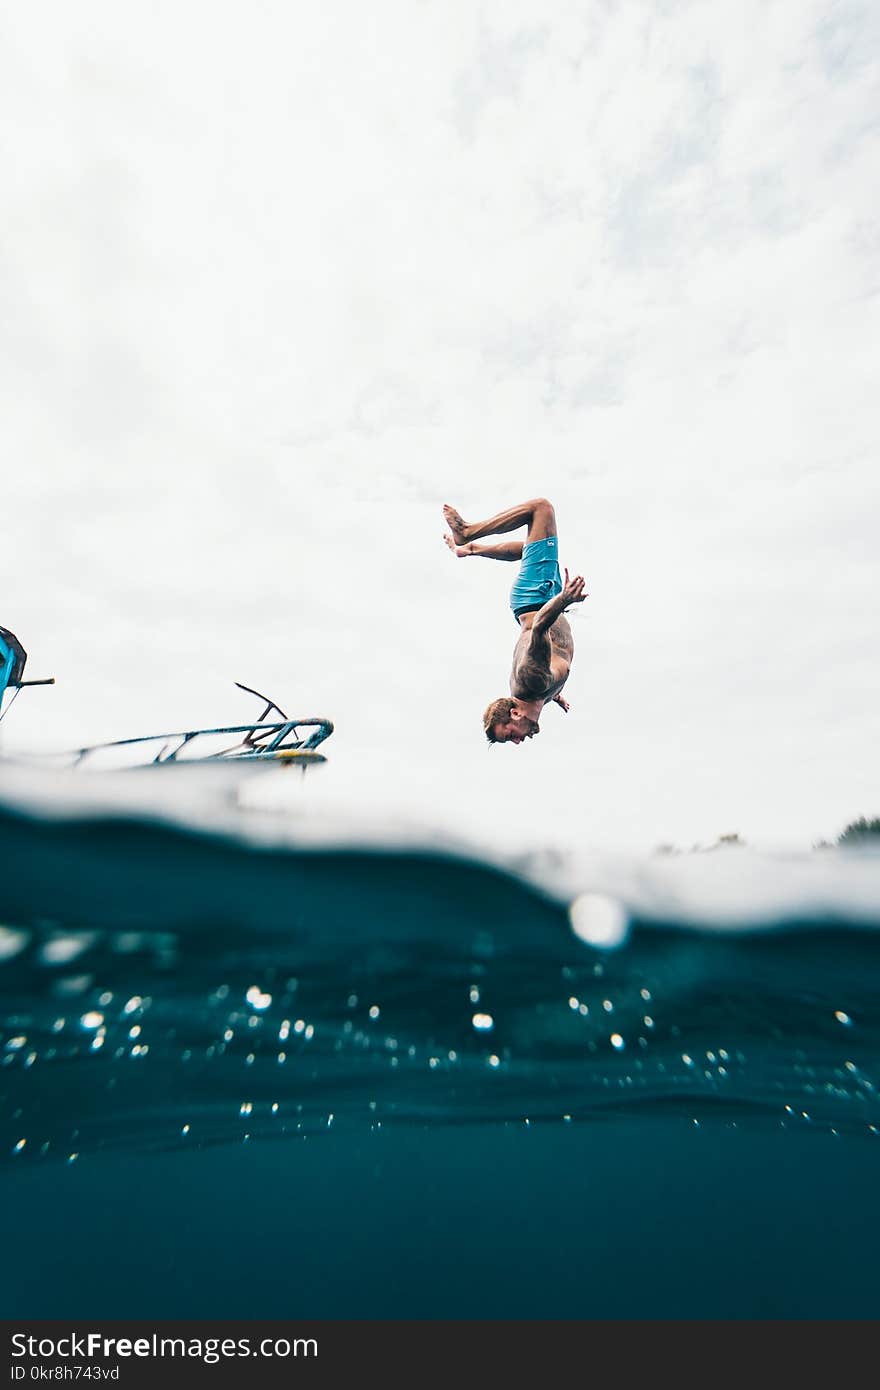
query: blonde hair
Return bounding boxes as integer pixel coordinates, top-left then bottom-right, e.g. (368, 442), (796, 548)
(482, 697), (516, 743)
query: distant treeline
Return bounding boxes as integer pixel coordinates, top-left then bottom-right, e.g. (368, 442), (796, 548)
(832, 817), (880, 847)
(655, 819), (880, 855)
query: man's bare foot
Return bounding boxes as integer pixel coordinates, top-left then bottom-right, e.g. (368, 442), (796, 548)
(442, 504), (470, 545)
(443, 533), (476, 557)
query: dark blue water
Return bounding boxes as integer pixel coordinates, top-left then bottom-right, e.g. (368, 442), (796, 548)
(2, 791), (879, 1317)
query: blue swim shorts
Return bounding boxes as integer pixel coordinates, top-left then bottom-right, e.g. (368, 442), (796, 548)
(510, 535), (562, 619)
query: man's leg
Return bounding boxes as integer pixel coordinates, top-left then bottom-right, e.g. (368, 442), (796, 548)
(443, 498), (556, 546)
(443, 536), (524, 560)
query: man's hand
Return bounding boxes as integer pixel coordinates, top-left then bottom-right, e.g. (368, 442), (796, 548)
(531, 568), (588, 636)
(561, 568), (588, 608)
(553, 694), (570, 713)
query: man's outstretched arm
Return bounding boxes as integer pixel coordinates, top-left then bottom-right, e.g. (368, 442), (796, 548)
(532, 569), (587, 634)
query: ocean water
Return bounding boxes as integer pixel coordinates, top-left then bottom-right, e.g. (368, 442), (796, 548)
(2, 764), (880, 1318)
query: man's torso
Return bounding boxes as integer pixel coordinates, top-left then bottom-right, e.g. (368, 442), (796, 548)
(510, 612), (573, 703)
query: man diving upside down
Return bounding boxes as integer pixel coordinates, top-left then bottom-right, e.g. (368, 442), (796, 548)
(442, 498), (587, 744)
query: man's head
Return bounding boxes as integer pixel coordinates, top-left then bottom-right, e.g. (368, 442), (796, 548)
(483, 697), (541, 745)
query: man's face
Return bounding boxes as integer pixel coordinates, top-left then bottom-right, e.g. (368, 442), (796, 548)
(492, 713), (540, 745)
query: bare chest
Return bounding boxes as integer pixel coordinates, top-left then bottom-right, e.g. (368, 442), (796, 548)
(510, 615), (574, 700)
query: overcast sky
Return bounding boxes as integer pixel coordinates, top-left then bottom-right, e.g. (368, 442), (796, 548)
(2, 0), (878, 853)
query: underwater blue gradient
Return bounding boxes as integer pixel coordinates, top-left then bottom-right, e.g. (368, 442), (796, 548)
(1, 790), (879, 1317)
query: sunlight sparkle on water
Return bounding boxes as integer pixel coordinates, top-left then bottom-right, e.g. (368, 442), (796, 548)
(245, 986), (272, 1011)
(0, 928), (28, 962)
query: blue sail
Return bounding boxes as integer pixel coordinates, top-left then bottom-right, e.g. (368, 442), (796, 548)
(0, 625), (27, 708)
